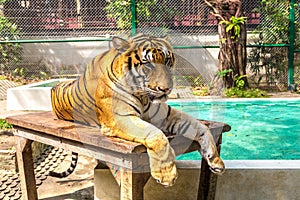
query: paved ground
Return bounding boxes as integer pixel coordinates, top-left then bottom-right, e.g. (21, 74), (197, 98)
(1, 91), (300, 199)
(0, 100), (97, 200)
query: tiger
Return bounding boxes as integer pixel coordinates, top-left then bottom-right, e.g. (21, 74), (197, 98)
(50, 34), (225, 186)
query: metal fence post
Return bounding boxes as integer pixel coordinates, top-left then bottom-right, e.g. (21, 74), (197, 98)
(288, 0), (296, 90)
(131, 0), (137, 36)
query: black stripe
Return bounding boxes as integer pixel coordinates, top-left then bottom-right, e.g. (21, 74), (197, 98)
(127, 57), (132, 71)
(75, 82), (95, 107)
(62, 83), (74, 110)
(82, 75), (97, 106)
(134, 52), (142, 62)
(169, 121), (177, 134)
(166, 105), (171, 119)
(109, 78), (131, 95)
(114, 113), (138, 117)
(102, 78), (127, 95)
(108, 58), (121, 83)
(178, 121), (191, 135)
(54, 85), (73, 119)
(117, 98), (141, 116)
(143, 101), (151, 113)
(145, 49), (151, 58)
(74, 87), (90, 110)
(149, 103), (161, 119)
(133, 34), (149, 42)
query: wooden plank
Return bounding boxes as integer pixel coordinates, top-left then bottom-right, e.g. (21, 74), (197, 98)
(6, 112), (144, 153)
(6, 112), (73, 135)
(13, 128), (139, 169)
(14, 135), (38, 200)
(63, 125), (145, 153)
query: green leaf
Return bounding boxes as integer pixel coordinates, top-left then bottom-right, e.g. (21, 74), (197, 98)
(221, 38), (227, 43)
(219, 20), (230, 25)
(226, 24), (234, 32)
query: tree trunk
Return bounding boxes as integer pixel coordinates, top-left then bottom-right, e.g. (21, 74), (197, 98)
(204, 0), (248, 94)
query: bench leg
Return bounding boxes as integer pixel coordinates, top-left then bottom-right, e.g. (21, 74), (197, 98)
(120, 168), (150, 200)
(198, 159), (219, 200)
(197, 139), (222, 200)
(14, 135), (38, 200)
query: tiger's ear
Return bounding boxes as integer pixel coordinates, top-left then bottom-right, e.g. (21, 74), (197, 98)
(112, 37), (131, 52)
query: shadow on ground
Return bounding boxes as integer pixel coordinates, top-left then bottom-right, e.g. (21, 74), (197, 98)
(40, 186), (94, 200)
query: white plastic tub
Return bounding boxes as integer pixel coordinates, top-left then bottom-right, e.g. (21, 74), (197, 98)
(7, 79), (67, 111)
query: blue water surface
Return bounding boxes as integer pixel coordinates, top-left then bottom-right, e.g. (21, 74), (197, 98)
(168, 99), (300, 160)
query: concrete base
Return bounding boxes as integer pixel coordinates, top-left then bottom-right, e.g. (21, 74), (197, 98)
(94, 169), (200, 200)
(94, 161), (300, 200)
(215, 169), (300, 200)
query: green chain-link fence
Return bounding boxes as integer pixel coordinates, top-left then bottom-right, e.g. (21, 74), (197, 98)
(294, 0), (300, 90)
(0, 0), (299, 91)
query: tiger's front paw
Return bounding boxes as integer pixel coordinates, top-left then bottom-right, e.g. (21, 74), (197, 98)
(148, 145), (178, 187)
(150, 160), (178, 187)
(206, 155), (225, 175)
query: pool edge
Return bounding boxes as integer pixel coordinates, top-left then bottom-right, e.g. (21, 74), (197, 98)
(175, 160), (300, 169)
(168, 97), (300, 103)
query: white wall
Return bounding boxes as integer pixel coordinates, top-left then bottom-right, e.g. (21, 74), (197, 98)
(20, 36), (220, 82)
(21, 39), (111, 75)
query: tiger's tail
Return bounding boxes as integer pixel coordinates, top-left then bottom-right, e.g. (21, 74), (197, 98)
(49, 152), (78, 178)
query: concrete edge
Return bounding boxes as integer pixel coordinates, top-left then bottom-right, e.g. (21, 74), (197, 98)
(175, 160), (300, 169)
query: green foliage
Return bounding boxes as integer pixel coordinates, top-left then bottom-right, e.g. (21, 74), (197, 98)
(219, 16), (247, 39)
(105, 0), (133, 29)
(0, 1), (22, 73)
(235, 75), (247, 89)
(11, 66), (50, 80)
(192, 75), (203, 87)
(188, 75), (208, 96)
(248, 0), (293, 88)
(105, 0), (180, 30)
(176, 75), (205, 87)
(257, 0), (290, 44)
(225, 74), (268, 98)
(13, 67), (25, 77)
(248, 34), (287, 87)
(0, 119), (13, 130)
(216, 69), (233, 77)
(225, 87), (269, 98)
(192, 87), (209, 96)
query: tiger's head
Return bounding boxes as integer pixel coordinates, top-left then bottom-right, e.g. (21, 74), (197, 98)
(111, 34), (175, 103)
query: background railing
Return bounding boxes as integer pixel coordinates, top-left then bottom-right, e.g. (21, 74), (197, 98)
(0, 0), (299, 92)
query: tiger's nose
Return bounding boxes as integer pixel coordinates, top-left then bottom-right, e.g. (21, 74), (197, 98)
(157, 86), (170, 93)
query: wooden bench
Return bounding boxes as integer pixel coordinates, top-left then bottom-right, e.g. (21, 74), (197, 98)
(6, 111), (230, 200)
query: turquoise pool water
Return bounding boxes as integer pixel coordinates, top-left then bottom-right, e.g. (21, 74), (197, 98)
(168, 99), (300, 160)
